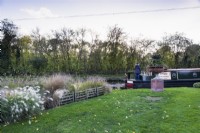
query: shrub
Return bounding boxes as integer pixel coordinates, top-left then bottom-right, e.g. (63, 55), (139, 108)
(193, 82), (200, 88)
(41, 74), (74, 92)
(41, 75), (112, 108)
(69, 76), (112, 93)
(0, 76), (42, 89)
(42, 74), (65, 94)
(0, 86), (44, 124)
(78, 81), (104, 91)
(29, 56), (48, 73)
(85, 76), (111, 93)
(41, 74), (73, 108)
(70, 76), (106, 92)
(103, 84), (113, 94)
(52, 89), (68, 106)
(67, 79), (82, 92)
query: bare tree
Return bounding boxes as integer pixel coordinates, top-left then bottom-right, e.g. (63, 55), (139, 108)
(162, 32), (192, 68)
(60, 28), (75, 72)
(75, 28), (89, 73)
(31, 28), (51, 56)
(105, 25), (127, 73)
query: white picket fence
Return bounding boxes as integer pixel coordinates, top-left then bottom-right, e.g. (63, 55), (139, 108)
(59, 86), (105, 105)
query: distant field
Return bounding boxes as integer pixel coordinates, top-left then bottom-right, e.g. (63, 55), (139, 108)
(1, 88), (200, 133)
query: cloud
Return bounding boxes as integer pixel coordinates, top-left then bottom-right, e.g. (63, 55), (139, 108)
(20, 7), (58, 18)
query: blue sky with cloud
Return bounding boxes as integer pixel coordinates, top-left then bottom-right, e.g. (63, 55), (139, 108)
(0, 0), (200, 43)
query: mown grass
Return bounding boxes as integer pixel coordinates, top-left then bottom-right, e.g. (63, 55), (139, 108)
(1, 87), (200, 133)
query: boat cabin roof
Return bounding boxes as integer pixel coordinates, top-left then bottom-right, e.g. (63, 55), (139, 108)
(126, 68), (200, 75)
(165, 68), (200, 72)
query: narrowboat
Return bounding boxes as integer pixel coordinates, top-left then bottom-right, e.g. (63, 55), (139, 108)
(125, 68), (200, 88)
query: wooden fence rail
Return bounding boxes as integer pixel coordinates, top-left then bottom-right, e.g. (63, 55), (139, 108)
(59, 86), (105, 105)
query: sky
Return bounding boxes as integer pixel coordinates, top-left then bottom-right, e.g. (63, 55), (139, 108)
(0, 0), (200, 43)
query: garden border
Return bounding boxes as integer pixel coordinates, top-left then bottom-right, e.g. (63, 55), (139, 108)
(59, 86), (105, 105)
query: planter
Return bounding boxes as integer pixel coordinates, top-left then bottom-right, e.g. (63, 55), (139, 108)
(75, 91), (87, 102)
(59, 86), (105, 105)
(86, 88), (97, 98)
(96, 86), (105, 96)
(59, 92), (75, 105)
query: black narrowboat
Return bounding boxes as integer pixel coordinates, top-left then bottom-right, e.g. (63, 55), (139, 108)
(125, 68), (200, 88)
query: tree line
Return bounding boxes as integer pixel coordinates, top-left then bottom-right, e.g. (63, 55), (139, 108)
(0, 19), (200, 75)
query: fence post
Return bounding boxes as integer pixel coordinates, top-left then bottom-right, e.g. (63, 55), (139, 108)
(74, 91), (76, 102)
(86, 89), (88, 99)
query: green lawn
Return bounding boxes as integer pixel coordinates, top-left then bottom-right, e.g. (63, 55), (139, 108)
(1, 88), (200, 133)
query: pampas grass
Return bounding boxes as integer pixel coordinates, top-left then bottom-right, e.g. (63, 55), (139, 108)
(41, 74), (73, 94)
(41, 74), (73, 108)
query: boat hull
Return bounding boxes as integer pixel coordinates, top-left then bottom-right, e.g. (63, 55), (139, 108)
(125, 79), (200, 88)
